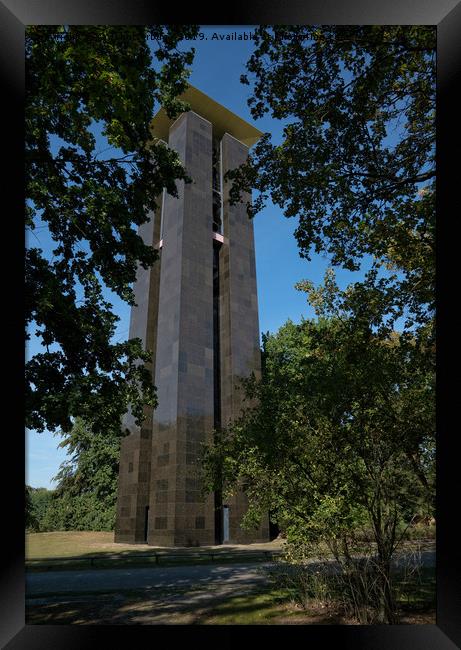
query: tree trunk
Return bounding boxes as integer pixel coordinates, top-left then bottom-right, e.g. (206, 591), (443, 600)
(375, 559), (398, 624)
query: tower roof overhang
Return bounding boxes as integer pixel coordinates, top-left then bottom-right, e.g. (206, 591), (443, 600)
(150, 84), (264, 148)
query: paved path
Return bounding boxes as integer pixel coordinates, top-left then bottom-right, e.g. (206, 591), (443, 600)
(26, 550), (435, 599)
(25, 551), (436, 624)
(26, 562), (272, 598)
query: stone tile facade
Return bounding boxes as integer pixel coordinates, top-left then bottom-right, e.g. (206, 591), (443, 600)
(115, 102), (269, 546)
(114, 200), (161, 543)
(219, 133), (269, 543)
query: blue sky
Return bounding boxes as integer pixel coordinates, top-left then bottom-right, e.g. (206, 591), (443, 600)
(27, 26), (374, 489)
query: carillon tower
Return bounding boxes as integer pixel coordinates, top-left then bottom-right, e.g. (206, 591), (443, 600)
(115, 85), (269, 546)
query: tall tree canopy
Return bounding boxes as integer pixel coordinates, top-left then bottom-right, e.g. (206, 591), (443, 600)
(26, 25), (199, 435)
(229, 26), (435, 332)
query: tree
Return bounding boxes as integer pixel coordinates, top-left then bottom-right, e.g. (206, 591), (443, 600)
(201, 271), (435, 623)
(42, 417), (122, 531)
(201, 26), (435, 624)
(26, 25), (199, 436)
(25, 485), (38, 531)
(228, 26), (435, 333)
(26, 486), (55, 532)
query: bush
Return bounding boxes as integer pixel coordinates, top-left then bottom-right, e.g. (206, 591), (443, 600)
(265, 540), (427, 624)
(41, 493), (116, 532)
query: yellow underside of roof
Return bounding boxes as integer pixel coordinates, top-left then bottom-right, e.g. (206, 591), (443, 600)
(150, 84), (263, 148)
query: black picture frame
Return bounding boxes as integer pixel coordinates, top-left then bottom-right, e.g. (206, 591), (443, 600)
(2, 1), (459, 647)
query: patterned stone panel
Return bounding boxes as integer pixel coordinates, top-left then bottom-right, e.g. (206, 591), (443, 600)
(114, 200), (162, 543)
(148, 111), (215, 546)
(220, 132), (269, 544)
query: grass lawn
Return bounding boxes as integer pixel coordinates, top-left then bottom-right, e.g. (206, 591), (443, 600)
(26, 574), (436, 625)
(26, 531), (285, 570)
(200, 589), (340, 625)
(26, 530), (164, 560)
(26, 529), (433, 561)
(27, 531), (120, 559)
(25, 584), (356, 625)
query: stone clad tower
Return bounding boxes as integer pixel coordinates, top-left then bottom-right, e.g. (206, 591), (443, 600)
(114, 85), (269, 546)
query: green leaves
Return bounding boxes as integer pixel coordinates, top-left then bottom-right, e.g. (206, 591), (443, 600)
(26, 26), (198, 435)
(230, 26), (435, 332)
(32, 418), (123, 531)
(208, 32), (435, 620)
(201, 280), (434, 550)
